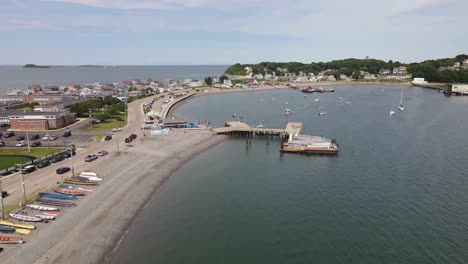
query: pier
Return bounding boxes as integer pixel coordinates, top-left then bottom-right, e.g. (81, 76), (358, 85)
(212, 121), (302, 137)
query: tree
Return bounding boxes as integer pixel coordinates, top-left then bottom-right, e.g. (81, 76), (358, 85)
(204, 77), (213, 86)
(219, 75), (229, 84)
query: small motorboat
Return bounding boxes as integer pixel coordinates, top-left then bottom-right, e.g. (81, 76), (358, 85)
(37, 198), (77, 207)
(318, 112), (327, 116)
(315, 99), (320, 102)
(398, 104), (405, 111)
(53, 188), (84, 196)
(389, 111), (395, 116)
(0, 226), (15, 233)
(0, 236), (23, 244)
(39, 192), (77, 200)
(35, 215), (55, 220)
(27, 204), (59, 211)
(9, 214), (42, 222)
(0, 221), (36, 230)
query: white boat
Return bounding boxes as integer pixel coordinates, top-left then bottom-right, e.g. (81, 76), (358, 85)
(35, 215), (55, 220)
(79, 171), (98, 177)
(319, 112), (327, 116)
(27, 204), (59, 211)
(78, 175), (103, 182)
(315, 99), (320, 102)
(78, 187), (93, 192)
(398, 88), (405, 111)
(389, 111), (395, 116)
(9, 214), (42, 222)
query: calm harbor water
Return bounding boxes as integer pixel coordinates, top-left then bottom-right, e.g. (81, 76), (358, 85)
(113, 85), (468, 264)
(0, 65), (227, 94)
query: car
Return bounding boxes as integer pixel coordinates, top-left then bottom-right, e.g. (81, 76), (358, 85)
(97, 150), (108, 156)
(36, 160), (51, 168)
(49, 135), (58, 141)
(50, 156), (64, 163)
(104, 135), (112, 141)
(85, 154), (98, 162)
(63, 131), (72, 137)
(56, 167), (71, 174)
(125, 138), (132, 143)
(30, 134), (40, 140)
(16, 141), (26, 147)
(4, 132), (14, 138)
(42, 135), (50, 141)
(16, 136), (25, 141)
(129, 134), (137, 140)
(0, 141), (4, 147)
(31, 141), (41, 147)
(21, 165), (37, 174)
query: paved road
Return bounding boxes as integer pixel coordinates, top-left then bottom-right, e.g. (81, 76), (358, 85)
(1, 95), (155, 208)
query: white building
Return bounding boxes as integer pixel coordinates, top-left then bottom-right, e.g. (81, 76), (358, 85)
(363, 74), (377, 80)
(189, 80), (203, 88)
(446, 84), (468, 95)
(254, 74), (264, 80)
(294, 76), (309, 83)
(412, 78), (427, 84)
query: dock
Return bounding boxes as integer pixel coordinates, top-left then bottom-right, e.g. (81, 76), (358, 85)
(212, 121), (302, 137)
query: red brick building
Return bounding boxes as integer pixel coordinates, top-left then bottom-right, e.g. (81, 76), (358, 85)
(4, 110), (77, 130)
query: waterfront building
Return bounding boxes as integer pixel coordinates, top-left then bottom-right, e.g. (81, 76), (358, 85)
(445, 84), (468, 95)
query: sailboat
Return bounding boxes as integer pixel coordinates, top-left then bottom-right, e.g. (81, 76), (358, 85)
(398, 88), (405, 111)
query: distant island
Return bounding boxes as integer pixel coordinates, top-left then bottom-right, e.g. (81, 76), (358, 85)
(225, 54), (468, 84)
(24, 64), (52, 68)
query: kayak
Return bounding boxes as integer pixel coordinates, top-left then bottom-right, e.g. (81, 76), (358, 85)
(53, 188), (84, 196)
(44, 211), (59, 216)
(0, 221), (36, 230)
(35, 215), (55, 220)
(37, 198), (77, 207)
(27, 204), (59, 211)
(63, 179), (98, 186)
(39, 192), (77, 200)
(15, 228), (32, 235)
(0, 236), (23, 244)
(58, 184), (75, 189)
(78, 187), (93, 192)
(9, 214), (42, 222)
(0, 226), (15, 233)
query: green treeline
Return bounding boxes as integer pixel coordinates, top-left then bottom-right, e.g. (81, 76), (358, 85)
(225, 54), (468, 83)
(70, 97), (125, 121)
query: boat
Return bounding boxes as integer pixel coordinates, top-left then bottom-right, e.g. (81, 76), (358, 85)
(78, 187), (93, 192)
(0, 221), (36, 230)
(44, 211), (59, 217)
(27, 204), (59, 211)
(77, 173), (102, 182)
(9, 214), (42, 222)
(58, 184), (74, 189)
(39, 192), (77, 200)
(0, 226), (15, 233)
(15, 228), (32, 235)
(318, 112), (327, 116)
(389, 111), (395, 116)
(301, 87), (335, 93)
(53, 188), (85, 196)
(0, 236), (23, 244)
(37, 198), (77, 207)
(63, 179), (98, 186)
(314, 99), (320, 102)
(281, 135), (339, 155)
(398, 88), (405, 111)
(35, 215), (55, 220)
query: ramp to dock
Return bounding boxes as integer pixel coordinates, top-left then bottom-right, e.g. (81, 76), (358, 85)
(212, 121), (302, 136)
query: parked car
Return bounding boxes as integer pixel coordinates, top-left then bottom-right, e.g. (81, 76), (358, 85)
(22, 165), (37, 174)
(61, 151), (75, 158)
(0, 141), (4, 147)
(56, 167), (71, 174)
(111, 128), (122, 132)
(85, 155), (98, 162)
(97, 150), (108, 156)
(49, 135), (58, 141)
(50, 156), (64, 163)
(125, 138), (132, 143)
(63, 131), (72, 137)
(30, 134), (40, 140)
(15, 141), (26, 147)
(4, 132), (14, 138)
(42, 135), (50, 141)
(104, 135), (112, 141)
(16, 136), (25, 141)
(36, 160), (51, 168)
(129, 134), (137, 140)
(31, 141), (41, 147)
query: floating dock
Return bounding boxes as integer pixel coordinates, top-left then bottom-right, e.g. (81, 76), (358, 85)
(212, 121), (302, 137)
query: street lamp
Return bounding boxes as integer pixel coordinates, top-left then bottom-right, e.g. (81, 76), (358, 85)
(0, 181), (4, 219)
(15, 164), (27, 208)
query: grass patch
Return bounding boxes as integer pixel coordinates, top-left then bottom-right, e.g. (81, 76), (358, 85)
(95, 135), (105, 141)
(0, 148), (62, 158)
(0, 156), (31, 170)
(3, 188), (48, 215)
(79, 114), (127, 132)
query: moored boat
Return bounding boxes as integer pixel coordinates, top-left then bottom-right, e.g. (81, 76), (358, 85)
(53, 188), (84, 196)
(39, 192), (77, 200)
(37, 198), (77, 207)
(0, 236), (23, 244)
(0, 221), (36, 230)
(27, 204), (59, 211)
(9, 214), (42, 222)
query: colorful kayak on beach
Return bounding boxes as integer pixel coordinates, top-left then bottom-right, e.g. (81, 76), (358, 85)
(0, 236), (23, 244)
(0, 221), (36, 230)
(27, 204), (59, 211)
(0, 226), (15, 233)
(39, 192), (77, 200)
(36, 198), (77, 207)
(9, 214), (42, 222)
(15, 228), (32, 235)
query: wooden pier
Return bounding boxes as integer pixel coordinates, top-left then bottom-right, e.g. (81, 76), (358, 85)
(212, 121), (302, 137)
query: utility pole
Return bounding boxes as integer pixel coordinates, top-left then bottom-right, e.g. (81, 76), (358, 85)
(69, 143), (75, 177)
(0, 181), (4, 220)
(89, 108), (93, 128)
(17, 164), (27, 208)
(26, 130), (31, 153)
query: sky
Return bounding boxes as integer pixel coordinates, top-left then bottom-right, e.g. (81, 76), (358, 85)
(0, 0), (467, 65)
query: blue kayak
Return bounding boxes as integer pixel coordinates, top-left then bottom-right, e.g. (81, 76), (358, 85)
(38, 192), (77, 200)
(36, 198), (77, 207)
(0, 225), (15, 233)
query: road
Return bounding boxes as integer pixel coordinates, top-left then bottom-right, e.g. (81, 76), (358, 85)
(1, 94), (154, 208)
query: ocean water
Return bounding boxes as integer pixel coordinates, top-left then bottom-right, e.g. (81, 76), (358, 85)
(112, 86), (468, 264)
(0, 65), (227, 94)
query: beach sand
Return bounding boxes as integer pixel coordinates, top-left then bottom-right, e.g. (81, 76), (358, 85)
(1, 134), (225, 264)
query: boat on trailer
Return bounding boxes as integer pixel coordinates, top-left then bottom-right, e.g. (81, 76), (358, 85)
(9, 214), (42, 222)
(36, 198), (77, 207)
